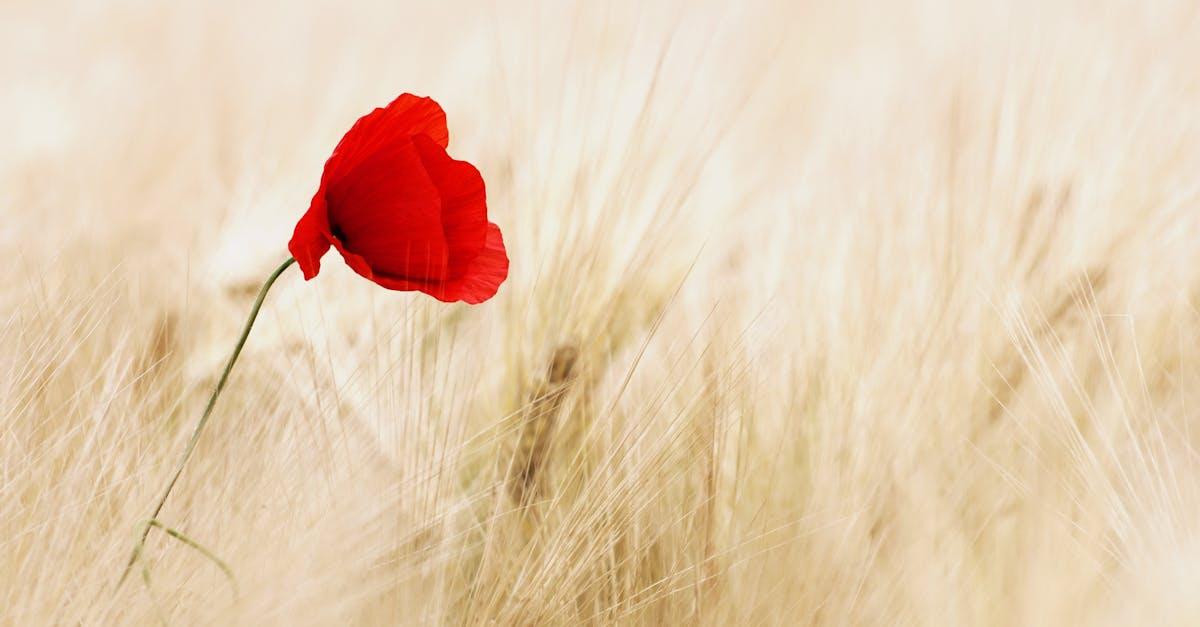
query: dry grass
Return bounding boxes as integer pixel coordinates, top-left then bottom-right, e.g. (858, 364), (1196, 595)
(4, 0), (1200, 624)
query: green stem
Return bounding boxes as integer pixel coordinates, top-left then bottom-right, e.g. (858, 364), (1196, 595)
(117, 256), (296, 590)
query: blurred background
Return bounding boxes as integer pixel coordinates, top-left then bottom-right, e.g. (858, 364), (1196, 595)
(4, 0), (1200, 624)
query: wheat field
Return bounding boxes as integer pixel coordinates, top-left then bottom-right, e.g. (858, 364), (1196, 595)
(4, 0), (1200, 624)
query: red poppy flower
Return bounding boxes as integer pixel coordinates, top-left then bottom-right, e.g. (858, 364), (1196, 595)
(288, 94), (508, 304)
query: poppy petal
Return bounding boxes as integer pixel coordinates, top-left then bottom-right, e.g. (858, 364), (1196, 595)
(368, 222), (507, 304)
(411, 134), (488, 279)
(447, 221), (509, 304)
(328, 235), (380, 283)
(325, 136), (449, 282)
(288, 193), (332, 280)
(322, 94), (449, 185)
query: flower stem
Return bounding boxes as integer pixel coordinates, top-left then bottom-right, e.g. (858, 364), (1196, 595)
(117, 256), (297, 590)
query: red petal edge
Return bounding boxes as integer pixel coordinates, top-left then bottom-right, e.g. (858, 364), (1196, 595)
(288, 193), (331, 280)
(367, 222), (508, 304)
(411, 134), (488, 280)
(322, 94), (449, 185)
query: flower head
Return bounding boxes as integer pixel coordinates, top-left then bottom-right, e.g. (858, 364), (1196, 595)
(288, 94), (508, 304)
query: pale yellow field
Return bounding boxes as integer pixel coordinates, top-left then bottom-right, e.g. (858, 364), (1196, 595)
(4, 0), (1200, 624)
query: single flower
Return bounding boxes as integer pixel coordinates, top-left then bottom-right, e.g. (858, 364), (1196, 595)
(289, 93), (508, 304)
(119, 93), (508, 594)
